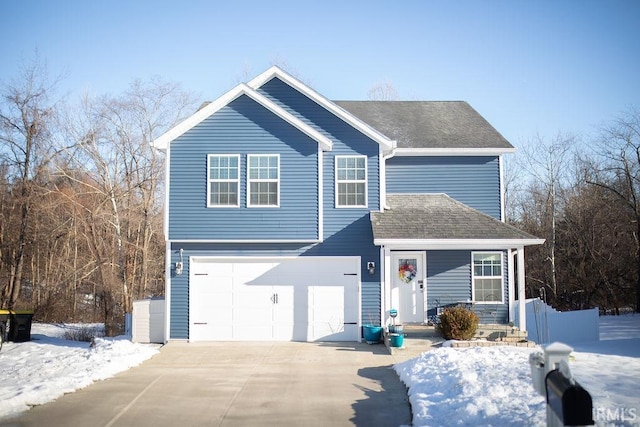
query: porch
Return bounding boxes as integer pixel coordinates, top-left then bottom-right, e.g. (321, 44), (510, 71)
(384, 324), (536, 361)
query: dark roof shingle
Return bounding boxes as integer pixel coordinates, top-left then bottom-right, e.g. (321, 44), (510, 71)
(334, 101), (512, 150)
(371, 194), (538, 241)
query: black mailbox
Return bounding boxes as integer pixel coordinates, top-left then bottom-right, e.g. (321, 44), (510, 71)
(545, 369), (594, 426)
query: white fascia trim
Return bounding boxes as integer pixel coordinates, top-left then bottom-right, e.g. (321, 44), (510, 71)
(394, 147), (516, 157)
(152, 83), (332, 152)
(163, 245), (171, 343)
(373, 238), (545, 250)
(168, 239), (320, 244)
(248, 66), (395, 152)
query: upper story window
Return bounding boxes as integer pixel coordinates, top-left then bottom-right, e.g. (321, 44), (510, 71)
(248, 154), (279, 207)
(208, 154), (240, 207)
(336, 155), (367, 207)
(472, 252), (504, 303)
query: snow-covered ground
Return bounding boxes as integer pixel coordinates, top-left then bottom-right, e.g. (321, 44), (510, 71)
(0, 323), (159, 421)
(1, 316), (638, 425)
(395, 314), (640, 426)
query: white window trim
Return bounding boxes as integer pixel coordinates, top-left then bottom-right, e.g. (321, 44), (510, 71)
(207, 154), (240, 208)
(335, 155), (368, 208)
(471, 251), (505, 304)
(247, 154), (280, 208)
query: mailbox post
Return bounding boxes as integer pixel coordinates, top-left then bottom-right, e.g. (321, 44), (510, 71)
(529, 342), (594, 426)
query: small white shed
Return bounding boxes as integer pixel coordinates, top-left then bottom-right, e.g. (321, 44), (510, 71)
(132, 297), (165, 344)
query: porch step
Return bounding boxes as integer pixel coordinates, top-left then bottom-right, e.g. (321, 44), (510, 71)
(384, 324), (536, 360)
(474, 324), (528, 341)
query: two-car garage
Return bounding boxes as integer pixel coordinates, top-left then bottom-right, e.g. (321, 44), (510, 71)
(188, 256), (360, 342)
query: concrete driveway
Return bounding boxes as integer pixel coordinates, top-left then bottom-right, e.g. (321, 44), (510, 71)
(3, 341), (411, 427)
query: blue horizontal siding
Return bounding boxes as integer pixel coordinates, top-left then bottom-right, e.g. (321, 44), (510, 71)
(426, 250), (472, 317)
(168, 78), (386, 337)
(168, 95), (319, 241)
(386, 156), (501, 218)
(258, 77), (383, 325)
(425, 250), (508, 324)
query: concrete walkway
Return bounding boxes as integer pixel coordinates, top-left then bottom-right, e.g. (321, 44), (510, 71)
(3, 342), (411, 427)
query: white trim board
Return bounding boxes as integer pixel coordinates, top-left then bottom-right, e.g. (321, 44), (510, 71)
(374, 239), (545, 250)
(393, 147), (516, 156)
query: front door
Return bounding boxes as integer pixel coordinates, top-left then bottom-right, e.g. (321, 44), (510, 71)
(391, 252), (426, 324)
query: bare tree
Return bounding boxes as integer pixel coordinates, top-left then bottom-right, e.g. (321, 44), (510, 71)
(586, 107), (640, 313)
(367, 80), (399, 101)
(517, 133), (576, 303)
(57, 77), (196, 334)
(0, 57), (62, 309)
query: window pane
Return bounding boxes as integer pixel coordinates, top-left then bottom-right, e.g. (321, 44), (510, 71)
(337, 156), (366, 207)
(250, 182), (278, 206)
(474, 279), (502, 302)
(210, 182), (238, 206)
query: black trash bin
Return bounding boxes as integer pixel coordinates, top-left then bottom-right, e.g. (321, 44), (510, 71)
(8, 310), (34, 342)
(0, 310), (9, 344)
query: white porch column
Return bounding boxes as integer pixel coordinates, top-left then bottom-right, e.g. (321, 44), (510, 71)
(507, 249), (515, 324)
(382, 246), (391, 326)
(517, 247), (526, 332)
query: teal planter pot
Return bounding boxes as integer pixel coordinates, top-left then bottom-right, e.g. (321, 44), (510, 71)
(390, 333), (404, 348)
(363, 325), (383, 344)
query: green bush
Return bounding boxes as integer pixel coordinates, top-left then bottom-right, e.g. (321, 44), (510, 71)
(436, 306), (479, 340)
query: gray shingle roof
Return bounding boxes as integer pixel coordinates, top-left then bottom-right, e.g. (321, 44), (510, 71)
(371, 194), (539, 241)
(334, 101), (513, 150)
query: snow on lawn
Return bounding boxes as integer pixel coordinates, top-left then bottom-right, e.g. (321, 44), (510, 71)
(0, 323), (159, 421)
(395, 314), (640, 427)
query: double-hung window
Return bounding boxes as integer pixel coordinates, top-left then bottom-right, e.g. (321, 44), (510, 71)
(208, 154), (239, 207)
(248, 154), (279, 207)
(336, 155), (367, 207)
(472, 252), (504, 303)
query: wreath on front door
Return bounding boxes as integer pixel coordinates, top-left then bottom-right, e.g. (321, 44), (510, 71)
(399, 262), (417, 283)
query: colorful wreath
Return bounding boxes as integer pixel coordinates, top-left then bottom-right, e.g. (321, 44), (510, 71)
(399, 262), (417, 283)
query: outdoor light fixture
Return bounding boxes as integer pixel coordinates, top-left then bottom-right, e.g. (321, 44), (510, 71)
(367, 261), (375, 275)
(175, 248), (184, 275)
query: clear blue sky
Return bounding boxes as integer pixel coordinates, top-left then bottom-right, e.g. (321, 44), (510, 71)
(1, 0), (639, 146)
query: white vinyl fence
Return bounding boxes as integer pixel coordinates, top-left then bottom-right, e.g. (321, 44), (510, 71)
(515, 298), (599, 344)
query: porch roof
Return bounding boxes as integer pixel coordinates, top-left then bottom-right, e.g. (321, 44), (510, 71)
(371, 194), (544, 248)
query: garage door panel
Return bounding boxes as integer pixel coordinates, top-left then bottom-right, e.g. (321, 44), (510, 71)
(190, 257), (360, 342)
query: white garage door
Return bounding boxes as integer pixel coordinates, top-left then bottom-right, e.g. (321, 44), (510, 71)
(189, 257), (360, 342)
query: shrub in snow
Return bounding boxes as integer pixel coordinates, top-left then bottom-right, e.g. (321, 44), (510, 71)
(437, 306), (479, 340)
(63, 325), (104, 342)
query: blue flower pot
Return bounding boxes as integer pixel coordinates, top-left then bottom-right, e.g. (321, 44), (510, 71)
(363, 325), (383, 344)
(390, 333), (404, 348)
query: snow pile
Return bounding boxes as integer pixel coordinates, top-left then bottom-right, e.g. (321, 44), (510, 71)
(395, 314), (640, 427)
(395, 346), (545, 426)
(0, 323), (159, 420)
